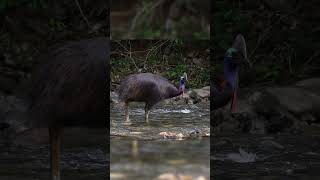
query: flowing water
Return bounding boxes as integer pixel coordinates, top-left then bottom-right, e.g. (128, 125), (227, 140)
(212, 131), (320, 179)
(0, 128), (108, 180)
(110, 101), (210, 180)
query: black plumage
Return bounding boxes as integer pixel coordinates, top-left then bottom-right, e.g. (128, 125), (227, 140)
(27, 37), (109, 127)
(118, 73), (185, 123)
(26, 37), (109, 180)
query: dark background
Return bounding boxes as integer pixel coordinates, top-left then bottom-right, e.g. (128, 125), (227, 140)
(0, 0), (109, 94)
(212, 0), (320, 87)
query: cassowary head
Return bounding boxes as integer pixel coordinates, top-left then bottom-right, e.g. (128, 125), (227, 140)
(179, 72), (188, 94)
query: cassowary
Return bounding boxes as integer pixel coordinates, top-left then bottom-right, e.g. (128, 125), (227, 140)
(117, 72), (187, 123)
(212, 34), (249, 112)
(26, 37), (109, 180)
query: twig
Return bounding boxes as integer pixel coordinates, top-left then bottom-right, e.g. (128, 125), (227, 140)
(144, 40), (169, 67)
(74, 0), (91, 28)
(303, 50), (320, 67)
(129, 0), (166, 35)
(114, 41), (139, 71)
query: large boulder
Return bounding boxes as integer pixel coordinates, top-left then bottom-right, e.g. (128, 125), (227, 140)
(250, 86), (320, 115)
(212, 78), (320, 134)
(295, 78), (320, 96)
(190, 86), (210, 101)
(0, 94), (29, 143)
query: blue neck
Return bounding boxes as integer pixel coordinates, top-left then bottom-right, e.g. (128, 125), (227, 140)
(224, 56), (237, 89)
(179, 79), (185, 86)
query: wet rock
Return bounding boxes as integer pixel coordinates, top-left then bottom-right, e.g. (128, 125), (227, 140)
(190, 86), (210, 100)
(226, 148), (257, 163)
(152, 86), (210, 105)
(296, 78), (320, 95)
(110, 173), (126, 179)
(189, 129), (209, 138)
(265, 87), (320, 114)
(250, 118), (266, 134)
(110, 91), (119, 103)
(212, 110), (240, 133)
(213, 78), (320, 134)
(195, 177), (206, 180)
(252, 85), (320, 132)
(217, 119), (240, 133)
(189, 129), (201, 137)
(259, 140), (285, 151)
(164, 94), (191, 105)
(157, 173), (178, 180)
(156, 173), (207, 180)
(159, 132), (184, 140)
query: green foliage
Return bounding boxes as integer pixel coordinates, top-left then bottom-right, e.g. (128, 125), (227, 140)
(48, 18), (66, 32)
(131, 0), (209, 39)
(193, 31), (209, 40)
(165, 64), (187, 80)
(213, 1), (252, 49)
(213, 0), (319, 85)
(0, 0), (48, 11)
(111, 41), (210, 89)
(139, 26), (162, 39)
(189, 70), (209, 89)
(110, 58), (131, 73)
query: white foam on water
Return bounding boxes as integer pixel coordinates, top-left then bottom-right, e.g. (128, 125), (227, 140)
(181, 109), (191, 113)
(152, 108), (192, 114)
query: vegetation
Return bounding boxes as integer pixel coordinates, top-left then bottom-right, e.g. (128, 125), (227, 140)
(111, 0), (210, 39)
(0, 0), (108, 93)
(111, 40), (210, 90)
(213, 0), (320, 86)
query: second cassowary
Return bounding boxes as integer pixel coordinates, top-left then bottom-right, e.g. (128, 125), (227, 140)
(118, 73), (187, 123)
(212, 34), (249, 112)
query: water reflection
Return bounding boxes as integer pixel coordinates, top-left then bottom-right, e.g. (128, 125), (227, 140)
(0, 128), (108, 180)
(110, 102), (210, 180)
(212, 133), (320, 179)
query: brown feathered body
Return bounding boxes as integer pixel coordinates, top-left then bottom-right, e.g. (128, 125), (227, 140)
(27, 37), (109, 127)
(118, 73), (181, 110)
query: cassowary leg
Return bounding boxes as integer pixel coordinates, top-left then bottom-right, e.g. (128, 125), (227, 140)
(145, 105), (150, 123)
(125, 102), (130, 122)
(49, 126), (62, 180)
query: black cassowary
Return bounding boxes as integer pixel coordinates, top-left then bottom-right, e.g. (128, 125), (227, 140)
(26, 37), (109, 180)
(211, 34), (249, 112)
(118, 73), (187, 123)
